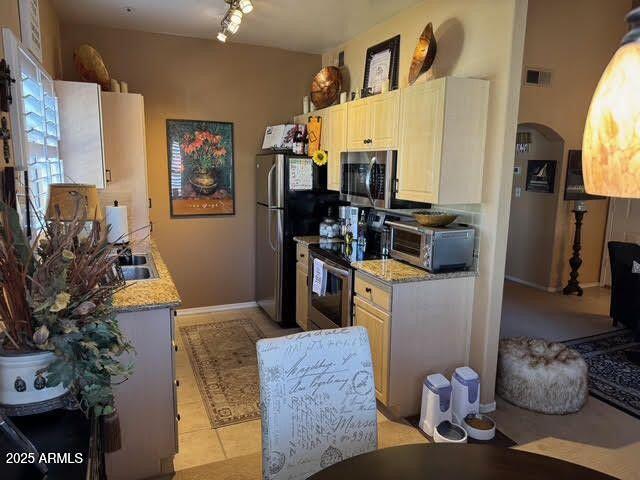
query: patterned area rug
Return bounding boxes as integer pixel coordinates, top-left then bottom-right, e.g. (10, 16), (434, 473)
(565, 329), (640, 419)
(180, 318), (264, 428)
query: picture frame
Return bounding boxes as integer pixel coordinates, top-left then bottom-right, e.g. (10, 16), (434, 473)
(526, 160), (557, 193)
(362, 35), (400, 96)
(564, 150), (606, 201)
(166, 119), (235, 217)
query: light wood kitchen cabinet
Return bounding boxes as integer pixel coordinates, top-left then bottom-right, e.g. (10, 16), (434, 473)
(296, 263), (309, 331)
(100, 92), (151, 248)
(295, 243), (309, 330)
(369, 90), (400, 150)
(353, 271), (475, 417)
(396, 76), (489, 204)
(354, 296), (390, 403)
(325, 104), (347, 191)
(346, 98), (371, 150)
(55, 81), (106, 188)
(346, 90), (399, 151)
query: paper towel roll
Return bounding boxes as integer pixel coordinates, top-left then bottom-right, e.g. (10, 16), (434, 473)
(106, 203), (129, 244)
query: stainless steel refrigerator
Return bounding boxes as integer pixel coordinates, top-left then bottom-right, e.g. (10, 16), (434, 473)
(255, 152), (340, 326)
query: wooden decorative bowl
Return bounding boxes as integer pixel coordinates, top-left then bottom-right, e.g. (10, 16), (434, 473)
(408, 23), (437, 85)
(73, 44), (111, 90)
(413, 210), (457, 227)
(310, 66), (342, 109)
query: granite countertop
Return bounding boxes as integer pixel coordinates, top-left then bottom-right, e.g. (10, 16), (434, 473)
(352, 259), (478, 285)
(293, 235), (344, 246)
(113, 240), (181, 313)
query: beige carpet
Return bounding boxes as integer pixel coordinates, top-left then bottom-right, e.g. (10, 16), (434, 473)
(500, 280), (618, 341)
(179, 318), (264, 428)
(493, 397), (640, 479)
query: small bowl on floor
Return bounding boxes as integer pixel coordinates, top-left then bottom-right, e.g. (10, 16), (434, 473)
(433, 421), (468, 443)
(462, 414), (496, 441)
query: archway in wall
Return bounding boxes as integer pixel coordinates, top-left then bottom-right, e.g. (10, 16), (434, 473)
(499, 123), (614, 342)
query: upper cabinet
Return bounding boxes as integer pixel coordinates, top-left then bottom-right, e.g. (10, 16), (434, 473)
(369, 91), (400, 150)
(346, 90), (400, 151)
(55, 81), (106, 188)
(291, 77), (488, 204)
(325, 104), (347, 191)
(396, 77), (489, 204)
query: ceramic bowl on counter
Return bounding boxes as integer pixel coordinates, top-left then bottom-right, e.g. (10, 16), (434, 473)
(413, 210), (458, 227)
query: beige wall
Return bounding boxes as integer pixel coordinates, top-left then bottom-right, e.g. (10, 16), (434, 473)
(323, 0), (528, 405)
(518, 0), (630, 288)
(59, 25), (321, 308)
(506, 124), (564, 289)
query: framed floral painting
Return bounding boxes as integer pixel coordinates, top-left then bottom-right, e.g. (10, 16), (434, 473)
(166, 119), (235, 217)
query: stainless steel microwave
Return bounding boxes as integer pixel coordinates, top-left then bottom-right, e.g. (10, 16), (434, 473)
(386, 220), (475, 272)
(340, 151), (394, 208)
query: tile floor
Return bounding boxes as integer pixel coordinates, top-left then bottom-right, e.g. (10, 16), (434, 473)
(171, 307), (427, 473)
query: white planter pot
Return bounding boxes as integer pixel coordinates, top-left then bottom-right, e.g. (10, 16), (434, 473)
(0, 350), (69, 406)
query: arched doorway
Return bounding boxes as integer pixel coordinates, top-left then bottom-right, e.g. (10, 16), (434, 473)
(500, 123), (614, 341)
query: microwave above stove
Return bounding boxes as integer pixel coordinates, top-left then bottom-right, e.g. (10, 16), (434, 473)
(386, 220), (475, 272)
(340, 151), (393, 208)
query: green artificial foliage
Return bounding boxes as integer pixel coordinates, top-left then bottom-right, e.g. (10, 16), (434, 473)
(0, 200), (133, 417)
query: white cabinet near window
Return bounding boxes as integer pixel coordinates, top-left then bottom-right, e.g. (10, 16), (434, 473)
(55, 81), (106, 188)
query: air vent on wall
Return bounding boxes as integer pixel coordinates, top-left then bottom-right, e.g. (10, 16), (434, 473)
(524, 67), (552, 87)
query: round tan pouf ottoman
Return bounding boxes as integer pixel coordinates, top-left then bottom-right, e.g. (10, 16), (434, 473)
(497, 337), (588, 414)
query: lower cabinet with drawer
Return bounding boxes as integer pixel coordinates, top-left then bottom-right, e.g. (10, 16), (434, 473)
(353, 271), (475, 417)
(295, 243), (310, 330)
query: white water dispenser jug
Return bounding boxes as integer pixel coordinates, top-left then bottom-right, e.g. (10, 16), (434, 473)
(451, 366), (480, 423)
(419, 373), (453, 437)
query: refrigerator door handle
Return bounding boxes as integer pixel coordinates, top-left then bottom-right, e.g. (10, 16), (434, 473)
(266, 163), (278, 252)
(267, 163), (276, 208)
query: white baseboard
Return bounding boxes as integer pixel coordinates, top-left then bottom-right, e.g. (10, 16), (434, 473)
(505, 276), (602, 293)
(176, 301), (259, 316)
(505, 276), (555, 292)
(480, 401), (496, 413)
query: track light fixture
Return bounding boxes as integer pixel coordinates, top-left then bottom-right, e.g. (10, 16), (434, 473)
(217, 0), (253, 43)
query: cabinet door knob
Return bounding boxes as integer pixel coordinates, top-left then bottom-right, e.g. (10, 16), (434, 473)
(174, 343), (178, 352)
(176, 414), (181, 421)
(365, 287), (372, 293)
(175, 379), (180, 387)
(300, 253), (305, 258)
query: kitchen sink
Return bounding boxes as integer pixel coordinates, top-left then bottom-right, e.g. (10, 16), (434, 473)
(118, 253), (158, 282)
(122, 266), (152, 281)
(119, 254), (148, 266)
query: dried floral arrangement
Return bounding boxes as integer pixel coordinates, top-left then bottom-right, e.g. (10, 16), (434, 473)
(0, 200), (132, 419)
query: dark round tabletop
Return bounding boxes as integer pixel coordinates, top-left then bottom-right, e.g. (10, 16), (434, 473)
(307, 444), (617, 480)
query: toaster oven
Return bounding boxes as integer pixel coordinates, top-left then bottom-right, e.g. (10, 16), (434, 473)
(386, 220), (475, 272)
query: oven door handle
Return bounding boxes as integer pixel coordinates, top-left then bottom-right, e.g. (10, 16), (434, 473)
(365, 156), (376, 206)
(323, 262), (350, 279)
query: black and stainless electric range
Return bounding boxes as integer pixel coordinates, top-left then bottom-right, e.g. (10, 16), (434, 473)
(307, 241), (380, 330)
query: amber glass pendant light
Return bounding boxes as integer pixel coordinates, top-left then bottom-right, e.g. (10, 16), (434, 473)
(583, 7), (640, 197)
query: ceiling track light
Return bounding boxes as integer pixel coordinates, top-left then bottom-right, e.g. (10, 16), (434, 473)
(217, 0), (253, 43)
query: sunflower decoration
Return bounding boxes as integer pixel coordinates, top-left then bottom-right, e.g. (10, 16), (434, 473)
(313, 150), (328, 166)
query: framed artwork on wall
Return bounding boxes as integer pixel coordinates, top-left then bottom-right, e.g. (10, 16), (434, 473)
(526, 160), (557, 193)
(564, 150), (606, 201)
(362, 35), (400, 96)
(166, 119), (235, 217)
